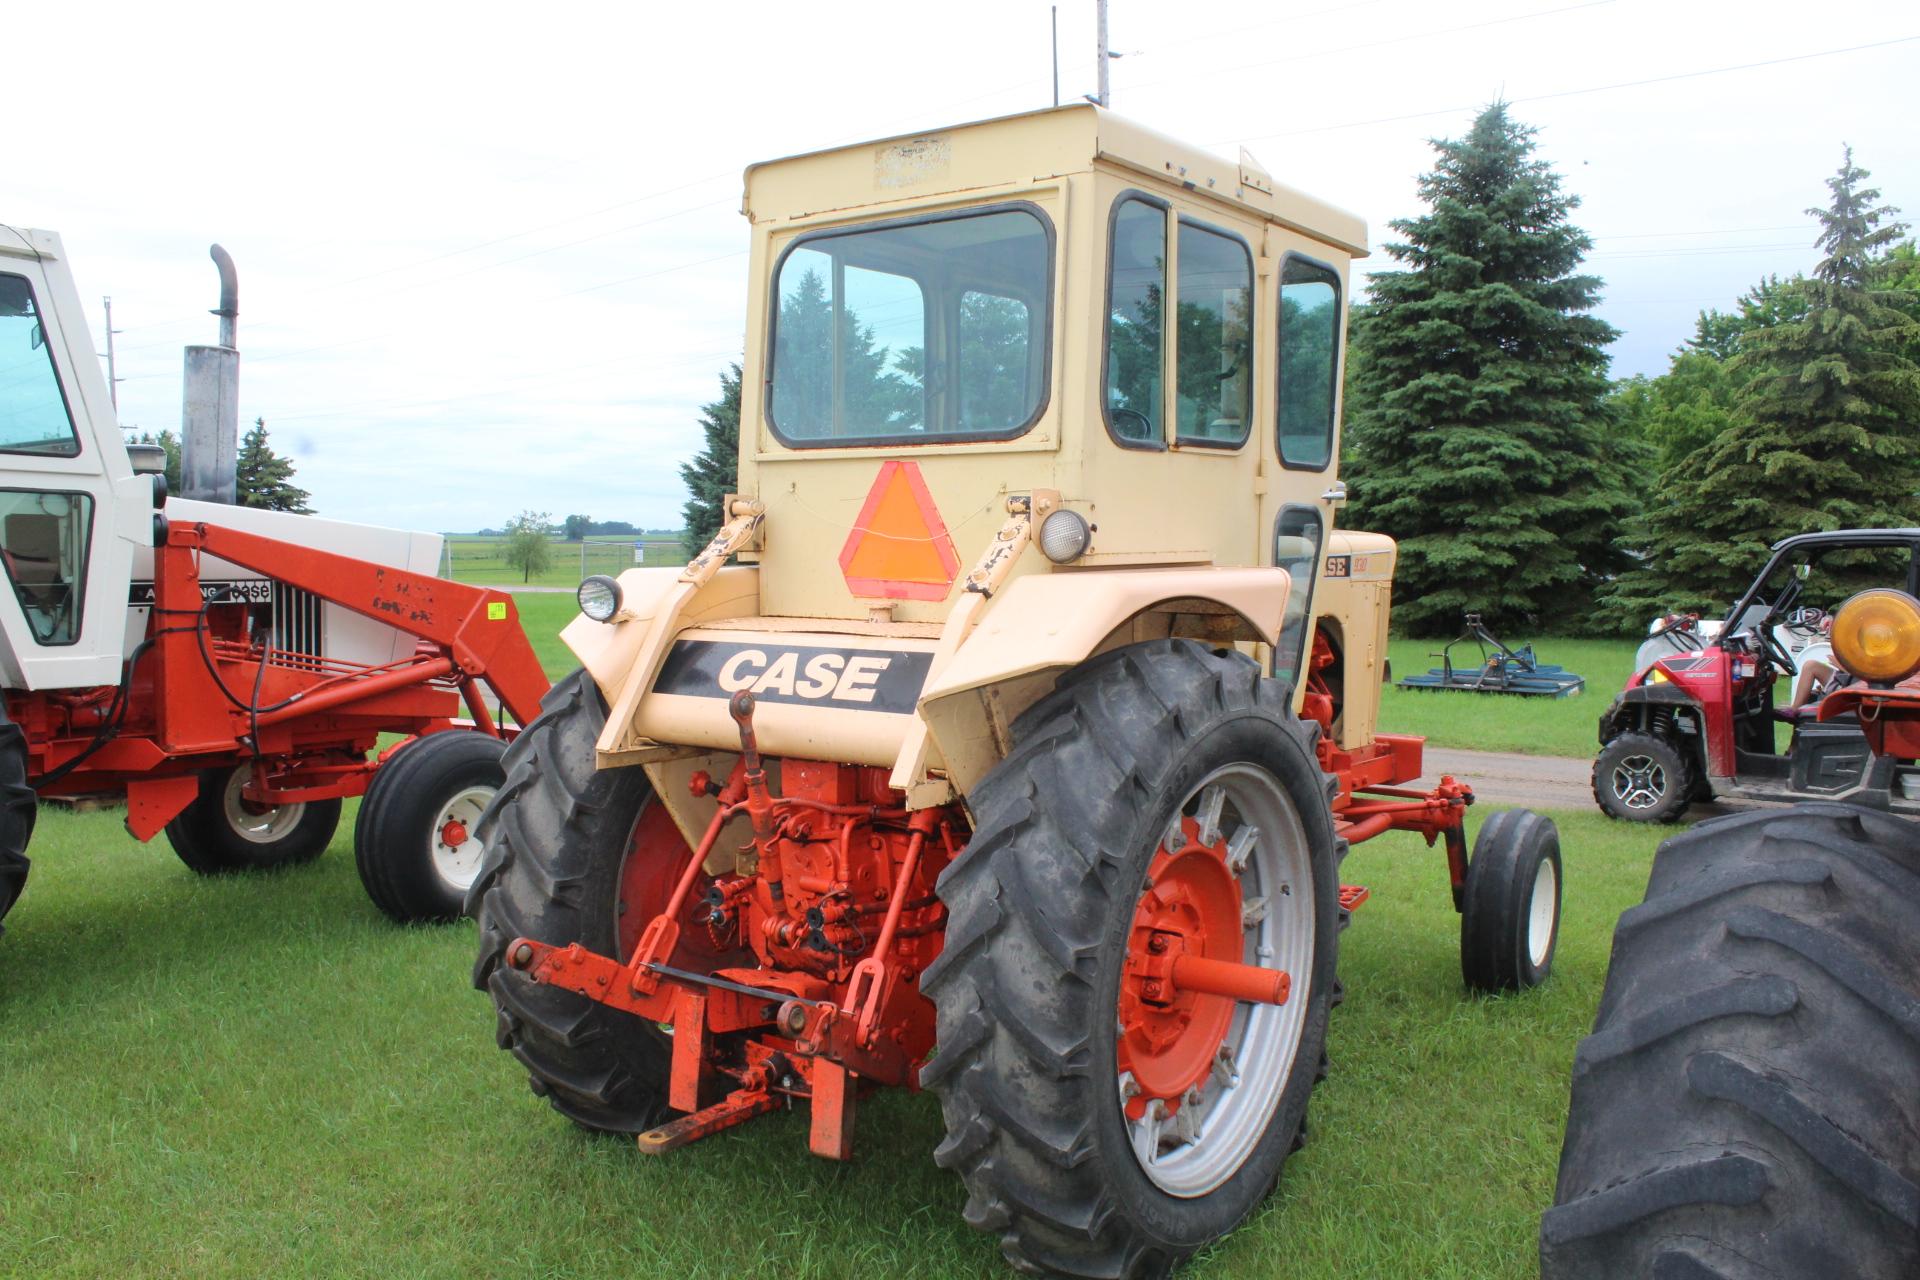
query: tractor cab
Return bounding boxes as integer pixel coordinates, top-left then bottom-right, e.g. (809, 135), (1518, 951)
(1596, 528), (1920, 821)
(566, 105), (1401, 795)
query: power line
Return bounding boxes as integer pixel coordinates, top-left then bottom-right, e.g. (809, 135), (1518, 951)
(1224, 33), (1920, 145)
(1126, 0), (1618, 97)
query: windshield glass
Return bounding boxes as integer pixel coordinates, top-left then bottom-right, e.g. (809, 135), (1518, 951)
(768, 205), (1052, 445)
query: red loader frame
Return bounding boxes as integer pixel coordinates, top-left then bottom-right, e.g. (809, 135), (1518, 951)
(14, 517), (550, 838)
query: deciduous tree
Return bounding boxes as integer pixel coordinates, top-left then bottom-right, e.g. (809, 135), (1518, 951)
(503, 509), (553, 583)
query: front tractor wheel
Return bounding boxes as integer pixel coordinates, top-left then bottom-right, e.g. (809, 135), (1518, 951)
(354, 729), (508, 923)
(1460, 808), (1562, 992)
(0, 706), (36, 942)
(468, 670), (735, 1134)
(1593, 731), (1693, 824)
(164, 765), (341, 875)
(923, 640), (1341, 1278)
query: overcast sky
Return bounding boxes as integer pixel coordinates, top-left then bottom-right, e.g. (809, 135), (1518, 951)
(10, 0), (1915, 532)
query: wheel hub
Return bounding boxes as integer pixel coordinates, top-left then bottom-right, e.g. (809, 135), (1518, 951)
(1612, 755), (1667, 809)
(1119, 826), (1242, 1112)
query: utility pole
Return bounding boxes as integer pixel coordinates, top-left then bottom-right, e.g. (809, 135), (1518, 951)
(1052, 7), (1067, 107)
(101, 296), (123, 413)
(1095, 0), (1110, 108)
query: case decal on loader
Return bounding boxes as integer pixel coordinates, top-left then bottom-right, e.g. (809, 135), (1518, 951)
(654, 638), (933, 713)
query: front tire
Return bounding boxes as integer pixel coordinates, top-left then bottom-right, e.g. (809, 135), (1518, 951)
(468, 670), (730, 1134)
(0, 706), (36, 941)
(922, 640), (1342, 1278)
(1459, 809), (1562, 992)
(354, 730), (507, 923)
(1541, 804), (1920, 1278)
(164, 765), (340, 874)
(1593, 731), (1693, 824)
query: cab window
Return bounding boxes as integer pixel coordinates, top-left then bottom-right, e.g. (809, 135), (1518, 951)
(0, 489), (93, 644)
(1272, 506), (1324, 686)
(1277, 256), (1341, 470)
(0, 274), (82, 457)
(1104, 195), (1166, 446)
(1174, 221), (1252, 447)
(767, 204), (1052, 445)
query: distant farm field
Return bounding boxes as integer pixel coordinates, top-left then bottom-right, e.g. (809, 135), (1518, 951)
(442, 534), (682, 587)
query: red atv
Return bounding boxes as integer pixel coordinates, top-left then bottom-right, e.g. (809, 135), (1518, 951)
(1593, 529), (1920, 822)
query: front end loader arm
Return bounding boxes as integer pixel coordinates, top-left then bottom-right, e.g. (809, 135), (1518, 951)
(169, 520), (549, 726)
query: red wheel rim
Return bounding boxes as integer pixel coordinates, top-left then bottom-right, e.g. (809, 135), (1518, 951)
(1117, 815), (1243, 1117)
(615, 798), (738, 968)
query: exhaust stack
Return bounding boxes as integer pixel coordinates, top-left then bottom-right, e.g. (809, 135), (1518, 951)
(181, 244), (239, 503)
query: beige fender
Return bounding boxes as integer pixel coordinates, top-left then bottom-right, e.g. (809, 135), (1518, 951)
(562, 565), (761, 703)
(913, 566), (1291, 800)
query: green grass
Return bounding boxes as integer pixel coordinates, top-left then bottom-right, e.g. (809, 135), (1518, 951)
(0, 804), (1662, 1278)
(510, 592), (591, 682)
(1379, 636), (1643, 758)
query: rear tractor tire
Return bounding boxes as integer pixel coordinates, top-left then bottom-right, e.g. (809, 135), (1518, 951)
(0, 706), (36, 941)
(1541, 804), (1920, 1278)
(354, 729), (507, 923)
(1460, 808), (1562, 992)
(1593, 731), (1694, 824)
(468, 670), (734, 1134)
(164, 764), (340, 875)
(923, 639), (1343, 1278)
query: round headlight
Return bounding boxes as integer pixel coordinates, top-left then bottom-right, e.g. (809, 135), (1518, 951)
(1830, 588), (1920, 684)
(577, 574), (623, 623)
(1037, 509), (1092, 564)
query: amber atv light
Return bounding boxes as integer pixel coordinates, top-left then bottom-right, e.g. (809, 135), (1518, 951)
(1830, 588), (1920, 684)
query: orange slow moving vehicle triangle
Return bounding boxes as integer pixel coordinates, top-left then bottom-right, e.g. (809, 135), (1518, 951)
(838, 460), (961, 601)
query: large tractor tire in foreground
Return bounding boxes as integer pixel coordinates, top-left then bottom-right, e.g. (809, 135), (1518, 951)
(924, 639), (1343, 1279)
(165, 764), (340, 874)
(355, 729), (507, 923)
(469, 670), (735, 1134)
(0, 707), (36, 939)
(1542, 804), (1920, 1279)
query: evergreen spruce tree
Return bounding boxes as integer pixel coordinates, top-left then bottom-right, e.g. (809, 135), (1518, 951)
(235, 418), (312, 513)
(1607, 151), (1920, 617)
(680, 364), (741, 557)
(1344, 103), (1627, 634)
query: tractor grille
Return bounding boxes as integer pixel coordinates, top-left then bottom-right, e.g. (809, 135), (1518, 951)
(271, 583), (324, 659)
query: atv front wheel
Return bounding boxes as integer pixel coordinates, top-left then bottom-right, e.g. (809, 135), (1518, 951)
(468, 670), (737, 1134)
(354, 729), (507, 922)
(164, 765), (340, 874)
(1592, 731), (1693, 823)
(923, 639), (1341, 1277)
(1541, 804), (1920, 1277)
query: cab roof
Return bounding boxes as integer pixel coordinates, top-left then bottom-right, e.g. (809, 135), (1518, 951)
(741, 103), (1369, 258)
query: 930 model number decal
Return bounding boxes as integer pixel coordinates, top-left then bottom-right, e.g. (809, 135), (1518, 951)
(653, 640), (932, 714)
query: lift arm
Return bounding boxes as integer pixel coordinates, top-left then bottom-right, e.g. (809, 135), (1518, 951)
(169, 519), (550, 727)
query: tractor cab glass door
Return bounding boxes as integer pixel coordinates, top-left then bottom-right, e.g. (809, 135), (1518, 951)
(0, 274), (92, 645)
(1271, 506), (1324, 687)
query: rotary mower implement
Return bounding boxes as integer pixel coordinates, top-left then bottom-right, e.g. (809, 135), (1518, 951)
(1398, 613), (1586, 697)
(470, 106), (1566, 1277)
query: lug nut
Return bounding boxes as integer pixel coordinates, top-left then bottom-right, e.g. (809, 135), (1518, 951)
(510, 943), (534, 968)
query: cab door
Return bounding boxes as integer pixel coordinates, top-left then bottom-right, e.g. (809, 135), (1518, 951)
(0, 226), (145, 689)
(1256, 248), (1349, 688)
